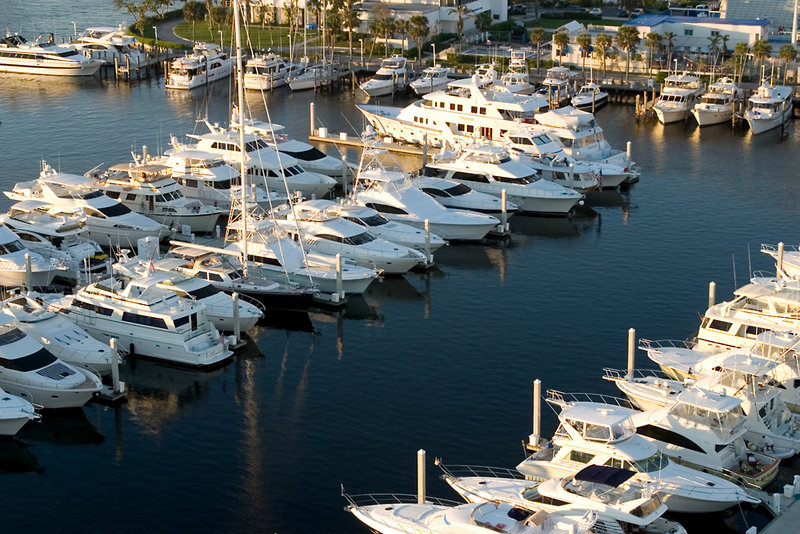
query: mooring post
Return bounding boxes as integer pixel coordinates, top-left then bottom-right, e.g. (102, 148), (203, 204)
(777, 242), (785, 276)
(422, 133), (428, 166)
(417, 449), (426, 504)
(110, 338), (121, 394)
(501, 189), (508, 232)
(232, 292), (240, 345)
(627, 328), (636, 380)
(424, 219), (431, 264)
(531, 378), (541, 446)
(708, 281), (716, 308)
(309, 102), (315, 136)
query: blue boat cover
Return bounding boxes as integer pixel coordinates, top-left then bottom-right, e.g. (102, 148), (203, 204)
(574, 465), (636, 487)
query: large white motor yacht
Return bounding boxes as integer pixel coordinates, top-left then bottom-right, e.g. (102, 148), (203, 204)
(744, 80), (793, 135)
(288, 62), (346, 91)
(413, 175), (520, 216)
(165, 148), (282, 212)
(272, 199), (426, 274)
(344, 491), (596, 534)
(359, 56), (409, 97)
(5, 164), (168, 248)
(439, 462), (686, 534)
(52, 277), (233, 369)
(0, 200), (109, 283)
(165, 42), (233, 90)
(357, 74), (549, 148)
(653, 73), (705, 124)
(353, 147), (501, 241)
(97, 156), (224, 234)
(243, 51), (293, 90)
(1, 293), (114, 375)
(0, 319), (102, 409)
(410, 65), (451, 96)
(231, 108), (344, 177)
(0, 386), (39, 436)
(0, 34), (103, 76)
(68, 25), (147, 67)
(173, 127), (336, 199)
(691, 77), (742, 126)
(536, 66), (574, 107)
(421, 144), (583, 216)
(0, 225), (62, 288)
(516, 392), (760, 513)
(571, 82), (609, 111)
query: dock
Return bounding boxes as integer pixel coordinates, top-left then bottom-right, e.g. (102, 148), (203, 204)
(759, 477), (800, 534)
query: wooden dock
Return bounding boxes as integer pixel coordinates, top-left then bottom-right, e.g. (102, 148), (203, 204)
(309, 129), (426, 158)
(759, 479), (800, 534)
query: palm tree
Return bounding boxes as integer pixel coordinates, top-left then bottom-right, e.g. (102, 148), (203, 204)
(663, 31), (675, 71)
(615, 25), (641, 80)
(408, 15), (430, 66)
(576, 33), (592, 73)
(474, 11), (492, 35)
(644, 32), (662, 74)
(733, 41), (749, 82)
(342, 0), (359, 63)
(707, 34), (722, 74)
(553, 31), (570, 67)
(529, 28), (546, 73)
(594, 32), (612, 76)
(449, 4), (472, 42)
(752, 39), (772, 80)
(779, 44), (797, 84)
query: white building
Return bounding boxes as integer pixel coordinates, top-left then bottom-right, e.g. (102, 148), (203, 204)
(625, 14), (769, 54)
(721, 0), (797, 34)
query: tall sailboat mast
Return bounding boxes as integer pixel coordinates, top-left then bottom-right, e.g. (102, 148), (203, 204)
(233, 0), (248, 277)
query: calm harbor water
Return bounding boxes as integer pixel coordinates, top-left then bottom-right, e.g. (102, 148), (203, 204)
(3, 4), (800, 533)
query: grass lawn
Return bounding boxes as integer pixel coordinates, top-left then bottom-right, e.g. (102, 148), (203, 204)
(524, 18), (626, 29)
(173, 21), (294, 49)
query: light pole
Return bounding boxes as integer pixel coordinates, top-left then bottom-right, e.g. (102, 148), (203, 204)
(359, 38), (364, 67)
(432, 43), (436, 66)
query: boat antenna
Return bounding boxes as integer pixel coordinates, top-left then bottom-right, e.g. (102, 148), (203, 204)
(747, 244), (752, 278)
(233, 0), (248, 278)
(732, 253), (737, 288)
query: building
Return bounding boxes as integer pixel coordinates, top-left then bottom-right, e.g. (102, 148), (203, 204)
(625, 14), (768, 54)
(721, 0), (798, 35)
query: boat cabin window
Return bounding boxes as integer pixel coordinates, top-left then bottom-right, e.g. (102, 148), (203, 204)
(156, 191), (183, 202)
(248, 253), (282, 266)
(174, 315), (189, 328)
(737, 324), (768, 338)
(175, 176), (199, 188)
(122, 312), (168, 329)
(98, 203), (132, 217)
(568, 450), (595, 464)
(452, 171), (490, 184)
(126, 193), (137, 201)
(282, 147), (326, 161)
(583, 422), (612, 442)
(636, 424), (705, 453)
(366, 203), (408, 215)
(352, 214), (388, 227)
(72, 190), (104, 200)
(106, 191), (120, 199)
(0, 239), (25, 255)
(495, 174), (533, 185)
(72, 299), (114, 316)
(207, 272), (224, 282)
(0, 327), (28, 346)
(708, 319), (733, 332)
(0, 347), (59, 372)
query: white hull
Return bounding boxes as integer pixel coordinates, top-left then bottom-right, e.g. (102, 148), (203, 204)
(571, 94), (608, 110)
(0, 368), (99, 409)
(655, 107), (688, 124)
(0, 416), (33, 436)
(405, 219), (495, 241)
(747, 109), (793, 135)
(691, 108), (732, 126)
(0, 268), (57, 288)
(166, 65), (233, 90)
(511, 194), (579, 216)
(0, 61), (101, 76)
(148, 211), (221, 234)
(84, 225), (167, 248)
(244, 74), (288, 90)
(411, 79), (449, 96)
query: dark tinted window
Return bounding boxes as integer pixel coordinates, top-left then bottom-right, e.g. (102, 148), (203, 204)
(98, 203), (132, 217)
(122, 312), (168, 329)
(366, 203), (407, 215)
(0, 347), (58, 372)
(637, 424), (704, 453)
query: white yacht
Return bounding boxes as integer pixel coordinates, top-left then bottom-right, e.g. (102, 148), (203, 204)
(744, 80), (793, 135)
(410, 65), (451, 96)
(0, 200), (109, 283)
(0, 319), (102, 409)
(345, 491), (595, 534)
(516, 392), (760, 513)
(695, 275), (800, 352)
(604, 370), (782, 488)
(359, 56), (409, 97)
(231, 108), (344, 177)
(653, 73), (705, 124)
(98, 157), (224, 234)
(502, 129), (632, 189)
(1, 293), (114, 375)
(763, 242), (800, 279)
(439, 462), (685, 534)
(0, 225), (62, 288)
(570, 82), (608, 111)
(536, 66), (574, 107)
(243, 51), (292, 90)
(5, 164), (168, 248)
(165, 42), (233, 90)
(293, 199), (447, 254)
(68, 25), (146, 67)
(52, 277), (233, 369)
(172, 127), (337, 199)
(357, 74), (549, 148)
(691, 77), (741, 126)
(642, 344), (800, 455)
(499, 50), (535, 94)
(413, 175), (520, 216)
(271, 199), (425, 274)
(0, 33), (103, 76)
(353, 147), (501, 241)
(165, 148), (281, 212)
(0, 386), (39, 436)
(288, 62), (346, 91)
(420, 144), (583, 215)
(521, 153), (599, 193)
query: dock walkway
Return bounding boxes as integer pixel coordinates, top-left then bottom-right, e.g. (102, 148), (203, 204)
(760, 478), (800, 534)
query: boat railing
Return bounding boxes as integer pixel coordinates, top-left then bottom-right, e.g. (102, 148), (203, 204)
(546, 389), (634, 410)
(435, 460), (524, 481)
(638, 338), (695, 351)
(602, 367), (673, 382)
(341, 487), (460, 509)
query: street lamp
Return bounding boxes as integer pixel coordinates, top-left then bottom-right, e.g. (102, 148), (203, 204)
(359, 38), (364, 67)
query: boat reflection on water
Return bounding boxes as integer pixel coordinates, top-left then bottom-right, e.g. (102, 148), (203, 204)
(0, 73), (102, 100)
(259, 310), (314, 332)
(584, 189), (631, 211)
(0, 438), (40, 473)
(17, 407), (104, 447)
(121, 355), (233, 435)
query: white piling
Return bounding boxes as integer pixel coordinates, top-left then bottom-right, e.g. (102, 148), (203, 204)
(24, 252), (32, 291)
(793, 474), (800, 494)
(422, 133), (428, 166)
(626, 141), (632, 169)
(772, 492), (781, 514)
(424, 219), (431, 264)
(232, 292), (240, 345)
(708, 281), (716, 308)
(501, 189), (508, 232)
(215, 225), (221, 239)
(309, 102), (315, 136)
(531, 378), (541, 446)
(627, 328), (636, 380)
(777, 242), (785, 276)
(110, 338), (121, 394)
(341, 155), (348, 192)
(336, 253), (343, 300)
(568, 163), (574, 183)
(417, 449), (426, 504)
(745, 527), (758, 534)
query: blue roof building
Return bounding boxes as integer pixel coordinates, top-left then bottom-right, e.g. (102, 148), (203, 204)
(625, 14), (769, 54)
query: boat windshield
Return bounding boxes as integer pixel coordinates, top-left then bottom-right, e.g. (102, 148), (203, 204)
(373, 74), (393, 81)
(0, 347), (59, 372)
(98, 203), (132, 217)
(0, 240), (26, 255)
(604, 453), (669, 473)
(444, 183), (472, 196)
(72, 190), (104, 200)
(186, 284), (222, 299)
(352, 214), (388, 227)
(495, 174), (533, 185)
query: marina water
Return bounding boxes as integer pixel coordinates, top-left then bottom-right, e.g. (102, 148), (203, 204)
(2, 2), (800, 532)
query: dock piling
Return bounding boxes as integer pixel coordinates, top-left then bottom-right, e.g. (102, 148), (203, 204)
(309, 102), (316, 136)
(422, 134), (428, 166)
(417, 449), (426, 504)
(232, 292), (240, 345)
(626, 141), (632, 169)
(424, 219), (431, 264)
(110, 338), (122, 394)
(335, 253), (343, 301)
(708, 281), (716, 308)
(501, 189), (508, 232)
(531, 378), (541, 446)
(341, 155), (348, 192)
(627, 328), (635, 379)
(777, 242), (785, 276)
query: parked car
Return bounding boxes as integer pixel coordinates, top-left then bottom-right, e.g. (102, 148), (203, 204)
(588, 7), (602, 16)
(631, 7), (644, 16)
